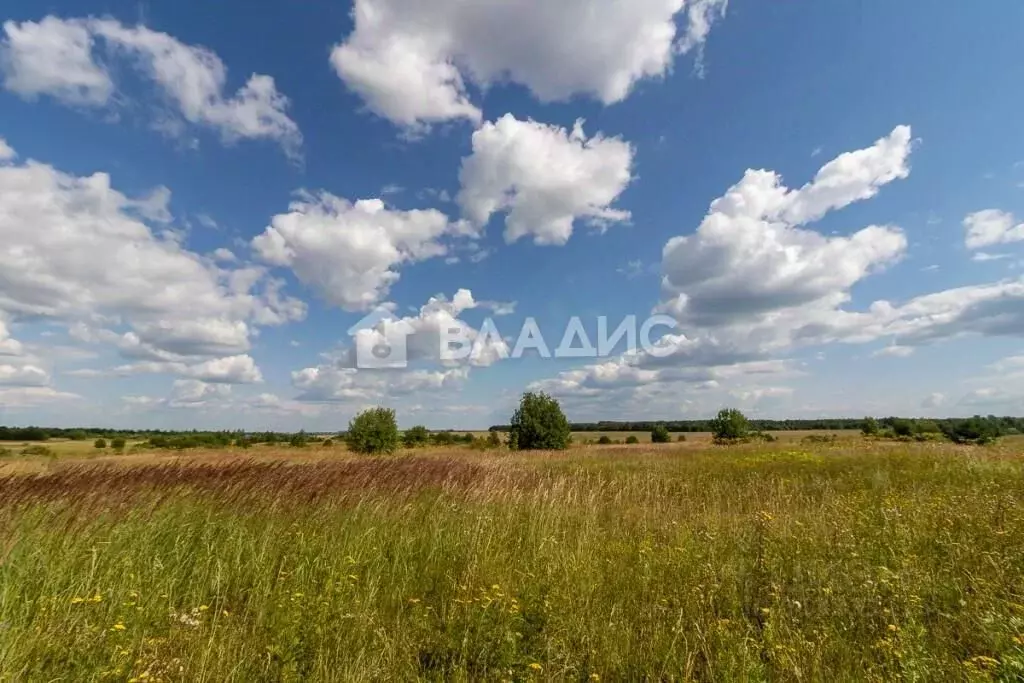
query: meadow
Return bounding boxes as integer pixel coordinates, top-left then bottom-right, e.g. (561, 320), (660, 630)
(1, 437), (1024, 681)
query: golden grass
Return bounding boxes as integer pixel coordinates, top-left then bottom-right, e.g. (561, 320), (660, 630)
(1, 439), (1023, 680)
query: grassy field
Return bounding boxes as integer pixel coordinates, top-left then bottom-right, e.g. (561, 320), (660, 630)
(2, 439), (1024, 680)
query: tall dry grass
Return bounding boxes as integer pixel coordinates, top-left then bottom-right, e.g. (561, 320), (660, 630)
(1, 441), (1024, 680)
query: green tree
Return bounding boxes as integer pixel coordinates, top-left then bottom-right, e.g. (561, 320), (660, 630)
(508, 392), (571, 451)
(651, 424), (671, 443)
(710, 408), (750, 443)
(598, 435), (613, 445)
(625, 435), (640, 444)
(486, 430), (503, 448)
(861, 417), (879, 437)
(346, 407), (399, 455)
(403, 425), (430, 448)
(94, 438), (107, 449)
(110, 437), (126, 451)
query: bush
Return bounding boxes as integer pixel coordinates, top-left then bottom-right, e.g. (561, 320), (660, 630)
(710, 408), (750, 443)
(677, 435), (687, 442)
(508, 392), (572, 451)
(67, 430), (88, 441)
(94, 438), (107, 449)
(802, 434), (837, 444)
(21, 444), (54, 457)
(430, 431), (455, 447)
(111, 437), (127, 451)
(861, 417), (879, 437)
(346, 407), (399, 455)
(625, 435), (640, 444)
(651, 425), (671, 443)
(487, 430), (503, 448)
(598, 435), (613, 445)
(889, 418), (914, 438)
(322, 439), (334, 448)
(403, 425), (430, 448)
(289, 431), (309, 448)
(942, 416), (1002, 445)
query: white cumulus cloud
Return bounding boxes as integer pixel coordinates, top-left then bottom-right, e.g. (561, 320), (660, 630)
(330, 0), (728, 130)
(253, 193), (470, 311)
(1, 16), (301, 156)
(458, 115), (634, 245)
(964, 209), (1024, 250)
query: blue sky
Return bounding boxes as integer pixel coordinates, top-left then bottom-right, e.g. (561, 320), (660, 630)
(1, 0), (1023, 429)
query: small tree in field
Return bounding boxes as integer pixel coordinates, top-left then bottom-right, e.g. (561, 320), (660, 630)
(651, 424), (671, 443)
(94, 438), (107, 449)
(111, 437), (126, 452)
(861, 417), (880, 437)
(711, 408), (750, 443)
(625, 435), (640, 444)
(508, 392), (571, 451)
(487, 430), (503, 448)
(347, 407), (399, 455)
(403, 425), (429, 448)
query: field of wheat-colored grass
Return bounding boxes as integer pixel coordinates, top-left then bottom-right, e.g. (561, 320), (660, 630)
(2, 438), (1024, 680)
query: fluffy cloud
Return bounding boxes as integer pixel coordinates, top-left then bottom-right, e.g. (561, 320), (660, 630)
(331, 0), (727, 129)
(168, 379), (232, 407)
(253, 193), (471, 310)
(0, 16), (113, 105)
(0, 318), (23, 357)
(660, 126), (913, 326)
(1, 17), (301, 156)
(458, 115), (634, 245)
(0, 144), (303, 383)
(0, 386), (79, 407)
(292, 288), (508, 403)
(964, 210), (1024, 250)
(0, 364), (49, 386)
(293, 365), (468, 402)
(343, 288), (512, 368)
(0, 137), (16, 161)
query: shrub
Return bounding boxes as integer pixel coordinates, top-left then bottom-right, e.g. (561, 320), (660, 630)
(677, 435), (687, 442)
(322, 439), (334, 448)
(861, 417), (879, 437)
(21, 444), (54, 457)
(431, 431), (455, 447)
(508, 392), (572, 451)
(889, 418), (914, 438)
(711, 408), (750, 443)
(651, 425), (671, 443)
(94, 438), (107, 449)
(802, 434), (837, 444)
(403, 425), (430, 448)
(346, 407), (399, 455)
(67, 430), (88, 441)
(942, 416), (1002, 445)
(111, 437), (127, 451)
(598, 435), (613, 445)
(487, 430), (503, 448)
(625, 435), (640, 444)
(289, 431), (309, 448)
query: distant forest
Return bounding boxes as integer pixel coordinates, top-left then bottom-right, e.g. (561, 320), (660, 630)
(490, 416), (1024, 434)
(2, 415), (1022, 445)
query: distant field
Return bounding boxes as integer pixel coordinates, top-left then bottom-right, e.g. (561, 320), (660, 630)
(2, 437), (1024, 680)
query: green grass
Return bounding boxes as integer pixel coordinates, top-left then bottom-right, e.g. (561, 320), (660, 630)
(2, 441), (1024, 680)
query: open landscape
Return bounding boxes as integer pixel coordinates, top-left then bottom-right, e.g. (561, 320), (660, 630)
(2, 416), (1024, 681)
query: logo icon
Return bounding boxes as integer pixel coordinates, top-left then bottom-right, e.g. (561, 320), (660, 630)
(348, 306), (412, 369)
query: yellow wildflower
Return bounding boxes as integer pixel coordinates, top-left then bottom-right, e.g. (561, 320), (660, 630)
(111, 623), (126, 631)
(528, 663), (542, 671)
